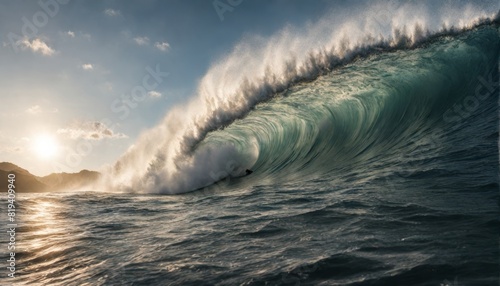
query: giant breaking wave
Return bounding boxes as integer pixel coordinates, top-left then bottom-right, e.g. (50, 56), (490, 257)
(97, 1), (500, 194)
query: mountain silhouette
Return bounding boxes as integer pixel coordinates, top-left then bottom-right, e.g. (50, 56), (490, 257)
(0, 162), (100, 193)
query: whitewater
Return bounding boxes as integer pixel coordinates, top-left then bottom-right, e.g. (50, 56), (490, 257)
(2, 1), (499, 285)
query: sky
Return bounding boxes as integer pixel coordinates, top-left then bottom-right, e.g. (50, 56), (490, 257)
(0, 0), (335, 176)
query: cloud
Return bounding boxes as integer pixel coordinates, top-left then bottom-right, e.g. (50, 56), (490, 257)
(25, 105), (42, 114)
(61, 31), (90, 40)
(82, 33), (92, 40)
(104, 9), (121, 16)
(148, 91), (162, 98)
(0, 133), (25, 154)
(0, 145), (22, 154)
(57, 121), (127, 140)
(155, 41), (170, 52)
(19, 38), (55, 56)
(134, 36), (150, 46)
(82, 63), (93, 70)
(25, 105), (59, 114)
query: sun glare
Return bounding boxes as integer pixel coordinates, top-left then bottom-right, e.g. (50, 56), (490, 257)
(33, 134), (59, 159)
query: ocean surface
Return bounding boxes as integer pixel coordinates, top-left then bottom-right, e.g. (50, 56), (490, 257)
(2, 17), (500, 286)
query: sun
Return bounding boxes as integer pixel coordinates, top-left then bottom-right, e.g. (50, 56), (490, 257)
(32, 134), (59, 159)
